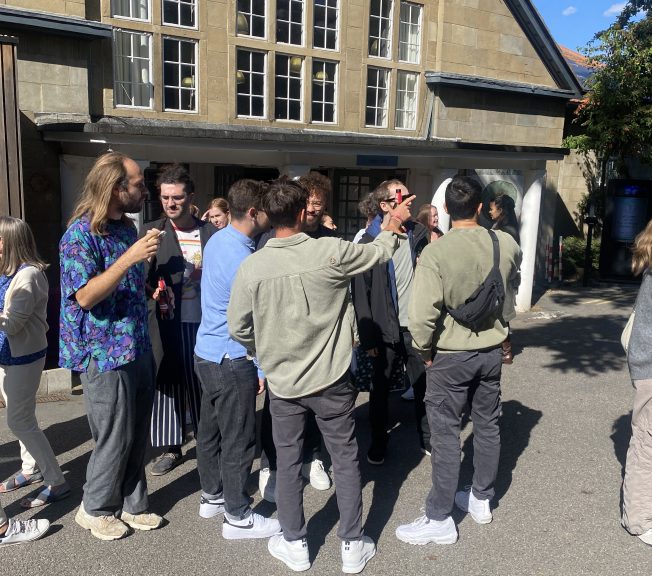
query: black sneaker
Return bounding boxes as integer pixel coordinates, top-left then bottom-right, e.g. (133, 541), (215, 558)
(151, 452), (183, 476)
(366, 445), (385, 466)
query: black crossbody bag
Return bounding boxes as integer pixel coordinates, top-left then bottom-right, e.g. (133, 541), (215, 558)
(446, 229), (505, 332)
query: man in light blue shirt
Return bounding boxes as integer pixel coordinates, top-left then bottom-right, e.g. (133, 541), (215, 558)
(194, 179), (280, 540)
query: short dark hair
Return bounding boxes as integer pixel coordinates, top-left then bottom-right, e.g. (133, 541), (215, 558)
(157, 163), (194, 195)
(263, 180), (309, 229)
(445, 176), (482, 221)
(227, 179), (268, 220)
(358, 192), (377, 219)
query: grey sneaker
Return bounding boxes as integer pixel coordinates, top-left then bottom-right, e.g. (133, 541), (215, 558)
(454, 487), (492, 524)
(199, 494), (225, 518)
(222, 512), (282, 540)
(150, 452), (182, 476)
(75, 503), (129, 541)
(268, 534), (310, 571)
(0, 518), (50, 547)
(342, 534), (376, 574)
(395, 515), (457, 545)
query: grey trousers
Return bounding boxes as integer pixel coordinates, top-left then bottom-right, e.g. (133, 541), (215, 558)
(622, 378), (652, 535)
(269, 376), (363, 542)
(424, 348), (502, 519)
(81, 351), (155, 517)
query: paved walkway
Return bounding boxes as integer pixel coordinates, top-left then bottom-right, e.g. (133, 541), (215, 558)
(0, 283), (646, 575)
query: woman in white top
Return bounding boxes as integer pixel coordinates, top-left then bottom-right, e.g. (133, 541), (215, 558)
(0, 217), (69, 507)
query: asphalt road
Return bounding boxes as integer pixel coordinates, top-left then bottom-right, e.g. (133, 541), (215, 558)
(0, 283), (646, 576)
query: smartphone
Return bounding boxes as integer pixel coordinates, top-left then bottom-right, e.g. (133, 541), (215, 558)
(396, 189), (403, 204)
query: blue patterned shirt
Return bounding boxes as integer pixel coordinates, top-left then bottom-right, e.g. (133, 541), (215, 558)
(59, 217), (150, 373)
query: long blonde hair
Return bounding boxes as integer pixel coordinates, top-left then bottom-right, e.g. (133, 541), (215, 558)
(0, 217), (47, 276)
(632, 219), (652, 276)
(68, 152), (130, 235)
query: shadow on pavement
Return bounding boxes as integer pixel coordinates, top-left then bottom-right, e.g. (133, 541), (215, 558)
(459, 400), (543, 508)
(516, 313), (628, 376)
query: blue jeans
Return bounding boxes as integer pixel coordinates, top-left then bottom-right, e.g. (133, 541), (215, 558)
(194, 355), (258, 518)
(425, 348), (502, 519)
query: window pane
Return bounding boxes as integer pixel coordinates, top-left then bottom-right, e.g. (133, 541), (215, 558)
(368, 0), (392, 58)
(311, 59), (336, 124)
(163, 38), (197, 111)
(399, 1), (421, 63)
(365, 67), (389, 127)
(113, 0), (149, 20)
(313, 0), (338, 50)
(277, 0), (304, 45)
(395, 71), (417, 129)
(162, 0), (196, 27)
(113, 30), (152, 108)
(238, 0), (266, 38)
(237, 49), (266, 118)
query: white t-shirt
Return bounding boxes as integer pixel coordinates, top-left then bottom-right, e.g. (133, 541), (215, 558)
(173, 224), (203, 323)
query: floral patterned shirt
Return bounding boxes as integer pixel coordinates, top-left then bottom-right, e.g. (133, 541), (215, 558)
(59, 217), (150, 373)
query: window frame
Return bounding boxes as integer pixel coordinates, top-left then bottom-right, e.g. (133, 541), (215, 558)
(398, 1), (422, 64)
(236, 48), (267, 119)
(113, 29), (154, 110)
(236, 0), (267, 40)
(312, 0), (338, 51)
(368, 0), (393, 59)
(276, 0), (305, 46)
(311, 59), (337, 124)
(365, 66), (391, 128)
(395, 70), (418, 130)
(161, 0), (198, 29)
(111, 0), (151, 22)
(162, 36), (199, 113)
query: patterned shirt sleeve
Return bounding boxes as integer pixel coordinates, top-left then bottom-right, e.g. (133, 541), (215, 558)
(60, 223), (99, 301)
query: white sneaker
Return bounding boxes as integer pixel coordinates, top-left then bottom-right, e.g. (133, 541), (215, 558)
(401, 387), (415, 401)
(302, 459), (331, 491)
(395, 515), (458, 545)
(199, 494), (225, 519)
(0, 518), (50, 547)
(454, 487), (493, 524)
(259, 468), (277, 503)
(268, 533), (310, 571)
(341, 534), (376, 574)
(222, 512), (282, 540)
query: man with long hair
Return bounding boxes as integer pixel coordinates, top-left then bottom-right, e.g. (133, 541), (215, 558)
(228, 179), (412, 573)
(59, 152), (164, 540)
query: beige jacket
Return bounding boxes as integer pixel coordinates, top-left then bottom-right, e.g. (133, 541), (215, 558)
(0, 266), (49, 356)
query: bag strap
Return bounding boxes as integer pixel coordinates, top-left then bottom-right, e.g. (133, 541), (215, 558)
(488, 229), (500, 270)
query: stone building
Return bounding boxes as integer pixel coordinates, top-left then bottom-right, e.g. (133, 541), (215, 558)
(1, 0), (583, 318)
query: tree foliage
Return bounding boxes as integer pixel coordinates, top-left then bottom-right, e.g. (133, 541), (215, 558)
(571, 2), (652, 175)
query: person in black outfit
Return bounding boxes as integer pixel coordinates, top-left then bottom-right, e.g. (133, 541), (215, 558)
(351, 180), (431, 465)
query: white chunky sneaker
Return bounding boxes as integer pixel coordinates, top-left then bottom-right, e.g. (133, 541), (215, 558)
(222, 512), (282, 540)
(454, 487), (493, 524)
(302, 458), (331, 491)
(199, 494), (225, 519)
(259, 467), (277, 503)
(395, 515), (458, 545)
(341, 534), (376, 574)
(268, 534), (310, 571)
(0, 518), (50, 547)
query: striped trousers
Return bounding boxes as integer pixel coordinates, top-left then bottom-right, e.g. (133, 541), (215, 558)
(150, 322), (202, 448)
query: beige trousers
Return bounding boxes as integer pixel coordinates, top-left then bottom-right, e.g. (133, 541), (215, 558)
(0, 358), (65, 486)
(623, 378), (652, 535)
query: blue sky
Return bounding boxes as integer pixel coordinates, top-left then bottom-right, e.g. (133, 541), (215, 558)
(530, 1), (630, 51)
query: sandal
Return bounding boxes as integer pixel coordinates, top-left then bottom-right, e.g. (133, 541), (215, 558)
(20, 484), (71, 509)
(0, 471), (44, 493)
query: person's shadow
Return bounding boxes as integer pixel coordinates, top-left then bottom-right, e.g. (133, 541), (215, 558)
(611, 411), (632, 514)
(458, 399), (543, 510)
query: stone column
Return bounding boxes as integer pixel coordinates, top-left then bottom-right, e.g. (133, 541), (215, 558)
(430, 169), (457, 232)
(516, 170), (546, 312)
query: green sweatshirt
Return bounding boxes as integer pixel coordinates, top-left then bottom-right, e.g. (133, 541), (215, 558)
(408, 226), (522, 360)
(227, 230), (401, 399)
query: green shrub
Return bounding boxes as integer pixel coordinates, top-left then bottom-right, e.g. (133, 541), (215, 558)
(562, 235), (601, 277)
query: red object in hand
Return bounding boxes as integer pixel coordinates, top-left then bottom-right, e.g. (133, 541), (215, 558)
(157, 278), (174, 320)
(396, 189), (402, 204)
